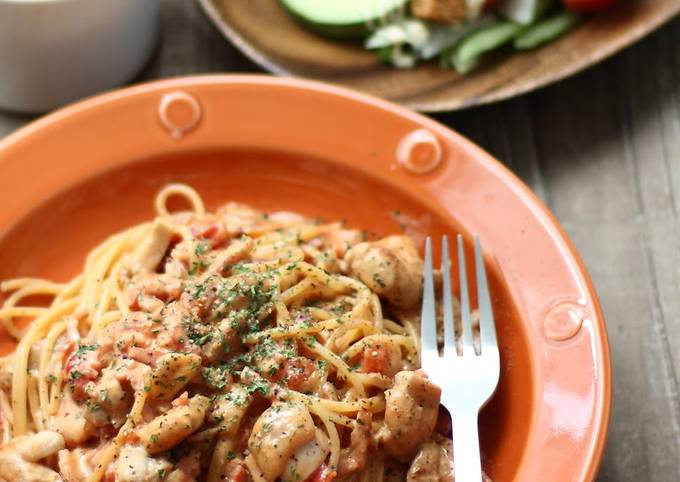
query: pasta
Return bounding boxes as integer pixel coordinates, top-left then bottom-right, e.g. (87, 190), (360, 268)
(0, 183), (455, 482)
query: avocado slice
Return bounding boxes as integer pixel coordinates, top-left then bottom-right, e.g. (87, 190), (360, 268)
(280, 0), (410, 40)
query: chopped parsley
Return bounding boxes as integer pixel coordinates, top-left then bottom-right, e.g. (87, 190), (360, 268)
(75, 343), (99, 357)
(244, 379), (270, 398)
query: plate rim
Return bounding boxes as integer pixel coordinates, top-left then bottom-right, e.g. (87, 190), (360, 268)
(196, 0), (680, 112)
(0, 74), (612, 480)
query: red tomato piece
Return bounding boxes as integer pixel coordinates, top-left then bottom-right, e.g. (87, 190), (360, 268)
(562, 0), (617, 12)
(63, 342), (101, 401)
(228, 465), (248, 482)
(277, 357), (316, 391)
(360, 344), (390, 375)
(191, 222), (228, 248)
(305, 464), (337, 482)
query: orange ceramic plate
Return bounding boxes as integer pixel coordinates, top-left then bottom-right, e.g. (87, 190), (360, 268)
(0, 75), (610, 481)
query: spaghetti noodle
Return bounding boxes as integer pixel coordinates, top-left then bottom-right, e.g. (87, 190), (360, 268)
(0, 184), (453, 482)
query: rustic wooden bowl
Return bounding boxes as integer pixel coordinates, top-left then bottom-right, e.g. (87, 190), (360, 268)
(197, 0), (679, 111)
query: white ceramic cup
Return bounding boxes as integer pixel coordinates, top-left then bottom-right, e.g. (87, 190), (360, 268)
(0, 0), (161, 113)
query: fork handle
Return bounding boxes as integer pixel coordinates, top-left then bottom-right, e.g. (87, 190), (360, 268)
(450, 410), (484, 482)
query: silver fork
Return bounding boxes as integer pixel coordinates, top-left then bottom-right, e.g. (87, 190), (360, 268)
(421, 235), (500, 482)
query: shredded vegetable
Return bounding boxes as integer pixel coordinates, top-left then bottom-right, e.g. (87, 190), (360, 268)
(514, 10), (581, 49)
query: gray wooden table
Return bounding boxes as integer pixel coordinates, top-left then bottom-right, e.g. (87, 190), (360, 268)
(1, 1), (678, 480)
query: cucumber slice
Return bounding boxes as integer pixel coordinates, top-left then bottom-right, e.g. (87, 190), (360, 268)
(514, 10), (581, 50)
(419, 15), (495, 60)
(446, 20), (524, 74)
(280, 0), (409, 40)
(500, 0), (554, 25)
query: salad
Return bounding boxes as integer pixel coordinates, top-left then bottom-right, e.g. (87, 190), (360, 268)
(280, 0), (617, 73)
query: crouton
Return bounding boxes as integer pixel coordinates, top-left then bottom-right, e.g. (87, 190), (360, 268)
(411, 0), (468, 24)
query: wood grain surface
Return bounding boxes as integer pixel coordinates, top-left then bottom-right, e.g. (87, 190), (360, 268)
(1, 1), (679, 480)
(198, 0), (679, 112)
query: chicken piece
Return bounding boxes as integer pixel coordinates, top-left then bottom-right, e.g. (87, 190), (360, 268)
(320, 228), (364, 258)
(115, 445), (173, 482)
(137, 394), (210, 454)
(411, 0), (468, 24)
(147, 352), (201, 401)
(0, 451), (62, 482)
(380, 370), (441, 460)
(248, 402), (317, 481)
(345, 235), (423, 309)
(208, 385), (252, 436)
(58, 448), (95, 482)
(198, 236), (253, 278)
(2, 430), (64, 461)
(84, 363), (133, 428)
(337, 411), (372, 478)
(129, 273), (183, 307)
(0, 430), (65, 482)
(407, 441), (452, 482)
(51, 392), (95, 447)
(219, 459), (249, 482)
(216, 202), (262, 235)
(283, 429), (330, 482)
(200, 319), (243, 365)
(407, 437), (493, 482)
(134, 218), (175, 272)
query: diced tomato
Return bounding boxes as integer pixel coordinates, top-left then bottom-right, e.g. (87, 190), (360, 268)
(191, 222), (228, 248)
(562, 0), (617, 12)
(63, 342), (101, 401)
(305, 464), (337, 482)
(360, 344), (390, 375)
(275, 357), (316, 391)
(223, 461), (248, 482)
(61, 340), (76, 366)
(191, 222), (218, 239)
(336, 411), (371, 478)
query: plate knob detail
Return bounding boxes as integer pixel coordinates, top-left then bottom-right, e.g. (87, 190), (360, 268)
(544, 302), (585, 341)
(158, 91), (202, 140)
(396, 128), (442, 174)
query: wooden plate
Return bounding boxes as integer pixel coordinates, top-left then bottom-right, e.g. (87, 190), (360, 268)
(0, 75), (611, 480)
(198, 0), (679, 111)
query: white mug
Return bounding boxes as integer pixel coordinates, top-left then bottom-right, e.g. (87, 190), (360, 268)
(0, 0), (161, 113)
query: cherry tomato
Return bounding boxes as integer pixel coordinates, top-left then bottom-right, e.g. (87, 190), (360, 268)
(305, 464), (337, 482)
(562, 0), (617, 12)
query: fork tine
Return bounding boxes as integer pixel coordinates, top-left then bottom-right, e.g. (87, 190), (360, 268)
(474, 236), (498, 351)
(441, 236), (456, 357)
(420, 237), (438, 368)
(458, 234), (474, 355)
